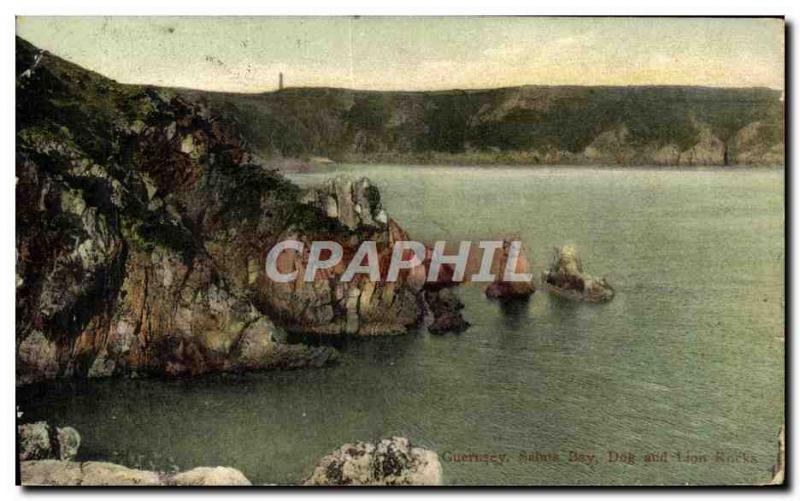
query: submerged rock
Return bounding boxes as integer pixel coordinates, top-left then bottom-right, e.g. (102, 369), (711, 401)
(305, 437), (443, 486)
(542, 245), (614, 303)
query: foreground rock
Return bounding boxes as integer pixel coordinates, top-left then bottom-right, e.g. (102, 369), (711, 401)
(20, 461), (251, 486)
(170, 466), (252, 486)
(542, 245), (614, 303)
(18, 421), (251, 486)
(18, 422), (80, 461)
(305, 437), (442, 486)
(485, 240), (535, 301)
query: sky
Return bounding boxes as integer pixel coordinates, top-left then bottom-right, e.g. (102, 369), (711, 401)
(16, 16), (784, 93)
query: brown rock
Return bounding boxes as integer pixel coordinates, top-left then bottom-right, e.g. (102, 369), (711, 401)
(485, 240), (535, 301)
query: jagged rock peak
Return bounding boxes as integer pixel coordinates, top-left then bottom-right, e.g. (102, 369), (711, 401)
(300, 176), (388, 230)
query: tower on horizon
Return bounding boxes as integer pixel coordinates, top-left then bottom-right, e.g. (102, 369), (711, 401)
(279, 72), (284, 91)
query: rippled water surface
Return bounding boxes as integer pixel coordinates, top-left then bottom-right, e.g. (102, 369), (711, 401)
(19, 165), (785, 485)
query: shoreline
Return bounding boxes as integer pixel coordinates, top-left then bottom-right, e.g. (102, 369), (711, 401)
(336, 154), (784, 169)
(276, 158), (785, 174)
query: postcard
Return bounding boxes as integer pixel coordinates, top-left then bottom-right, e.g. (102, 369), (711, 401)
(15, 16), (785, 487)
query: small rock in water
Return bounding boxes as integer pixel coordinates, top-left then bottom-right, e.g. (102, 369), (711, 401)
(484, 240), (535, 301)
(425, 289), (470, 334)
(542, 245), (614, 303)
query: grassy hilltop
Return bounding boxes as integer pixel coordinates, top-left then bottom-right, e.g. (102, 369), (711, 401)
(178, 85), (784, 166)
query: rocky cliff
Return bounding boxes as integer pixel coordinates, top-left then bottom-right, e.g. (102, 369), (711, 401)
(179, 84), (784, 166)
(15, 37), (463, 385)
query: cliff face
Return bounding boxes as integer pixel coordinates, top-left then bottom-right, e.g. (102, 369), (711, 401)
(179, 85), (784, 166)
(15, 37), (459, 385)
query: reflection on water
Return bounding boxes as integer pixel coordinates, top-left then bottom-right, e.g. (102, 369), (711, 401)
(18, 166), (784, 486)
(494, 296), (532, 330)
